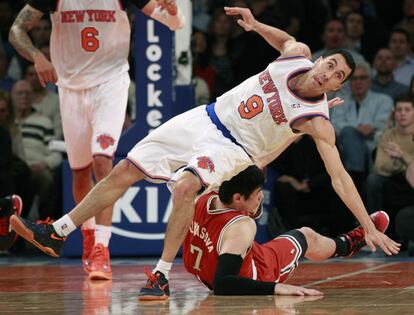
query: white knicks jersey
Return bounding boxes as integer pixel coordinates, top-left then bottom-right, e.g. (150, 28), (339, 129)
(214, 56), (330, 160)
(50, 0), (130, 90)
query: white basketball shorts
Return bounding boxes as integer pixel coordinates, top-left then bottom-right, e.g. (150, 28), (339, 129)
(58, 72), (130, 169)
(127, 105), (254, 191)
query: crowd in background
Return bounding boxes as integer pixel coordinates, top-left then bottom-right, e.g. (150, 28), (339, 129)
(0, 0), (413, 255)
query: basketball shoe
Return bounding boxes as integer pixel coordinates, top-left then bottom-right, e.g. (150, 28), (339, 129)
(138, 268), (169, 301)
(82, 229), (95, 273)
(340, 210), (390, 258)
(9, 215), (65, 257)
(0, 195), (23, 251)
(89, 243), (112, 280)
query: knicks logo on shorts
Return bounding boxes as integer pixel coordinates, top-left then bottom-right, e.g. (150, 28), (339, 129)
(197, 156), (215, 173)
(97, 134), (115, 150)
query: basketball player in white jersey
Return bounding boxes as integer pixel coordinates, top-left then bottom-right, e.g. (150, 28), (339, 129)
(10, 6), (400, 299)
(8, 0), (184, 280)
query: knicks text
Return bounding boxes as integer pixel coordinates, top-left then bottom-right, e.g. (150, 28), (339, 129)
(259, 70), (287, 125)
(61, 10), (116, 23)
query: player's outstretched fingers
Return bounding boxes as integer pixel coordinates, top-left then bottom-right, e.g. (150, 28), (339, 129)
(303, 288), (323, 296)
(224, 6), (242, 16)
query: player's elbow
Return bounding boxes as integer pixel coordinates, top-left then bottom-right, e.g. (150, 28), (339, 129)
(8, 26), (17, 46)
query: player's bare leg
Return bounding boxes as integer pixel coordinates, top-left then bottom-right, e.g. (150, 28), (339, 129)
(87, 155), (116, 280)
(162, 172), (202, 262)
(299, 211), (390, 261)
(10, 159), (145, 258)
(138, 171), (202, 300)
(299, 227), (336, 261)
(72, 164), (95, 273)
(67, 160), (144, 226)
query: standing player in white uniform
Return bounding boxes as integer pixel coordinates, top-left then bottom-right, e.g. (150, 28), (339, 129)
(8, 0), (184, 280)
(11, 6), (400, 298)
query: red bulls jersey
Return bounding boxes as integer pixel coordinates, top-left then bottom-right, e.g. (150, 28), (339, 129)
(183, 192), (282, 289)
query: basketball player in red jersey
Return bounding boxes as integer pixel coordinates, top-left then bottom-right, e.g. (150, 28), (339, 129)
(180, 165), (390, 296)
(0, 195), (23, 251)
(8, 0), (184, 280)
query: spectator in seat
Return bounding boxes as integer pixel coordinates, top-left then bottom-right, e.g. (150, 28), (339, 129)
(330, 60), (393, 191)
(371, 48), (408, 101)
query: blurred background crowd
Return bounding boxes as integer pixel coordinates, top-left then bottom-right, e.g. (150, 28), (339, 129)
(0, 0), (413, 255)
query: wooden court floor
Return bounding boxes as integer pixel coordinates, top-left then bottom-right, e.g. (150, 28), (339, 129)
(0, 254), (413, 314)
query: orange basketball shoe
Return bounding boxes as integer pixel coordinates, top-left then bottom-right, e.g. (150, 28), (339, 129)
(81, 229), (95, 274)
(341, 210), (390, 258)
(138, 268), (170, 301)
(88, 243), (112, 280)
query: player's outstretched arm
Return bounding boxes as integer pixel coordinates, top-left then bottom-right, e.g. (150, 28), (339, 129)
(224, 6), (311, 59)
(140, 0), (185, 30)
(9, 5), (57, 86)
(214, 218), (322, 296)
(295, 116), (401, 256)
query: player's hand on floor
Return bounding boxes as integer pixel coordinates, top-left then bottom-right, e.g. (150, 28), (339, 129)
(274, 283), (323, 296)
(365, 229), (401, 256)
(33, 53), (58, 87)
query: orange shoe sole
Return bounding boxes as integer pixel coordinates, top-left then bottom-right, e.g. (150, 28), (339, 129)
(89, 271), (112, 280)
(10, 215), (59, 258)
(138, 294), (169, 301)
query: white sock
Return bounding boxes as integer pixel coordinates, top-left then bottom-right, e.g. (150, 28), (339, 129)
(153, 259), (172, 279)
(94, 224), (112, 247)
(52, 214), (77, 237)
(82, 217), (95, 230)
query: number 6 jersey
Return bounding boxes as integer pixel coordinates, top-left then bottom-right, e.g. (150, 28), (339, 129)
(50, 0), (130, 90)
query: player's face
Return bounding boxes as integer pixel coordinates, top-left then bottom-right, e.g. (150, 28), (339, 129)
(240, 187), (264, 215)
(311, 54), (351, 92)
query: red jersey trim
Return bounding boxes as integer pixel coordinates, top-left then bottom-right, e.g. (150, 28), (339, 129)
(277, 234), (303, 280)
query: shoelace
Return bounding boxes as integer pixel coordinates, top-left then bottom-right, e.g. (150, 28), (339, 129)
(144, 267), (160, 288)
(36, 217), (55, 225)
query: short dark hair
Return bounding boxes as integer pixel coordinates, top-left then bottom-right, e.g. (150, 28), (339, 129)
(390, 28), (410, 44)
(218, 165), (265, 205)
(322, 48), (356, 82)
(394, 93), (414, 108)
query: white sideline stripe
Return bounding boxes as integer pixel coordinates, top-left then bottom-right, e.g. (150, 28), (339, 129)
(303, 262), (400, 287)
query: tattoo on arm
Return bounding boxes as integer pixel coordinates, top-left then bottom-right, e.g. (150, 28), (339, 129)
(8, 5), (44, 62)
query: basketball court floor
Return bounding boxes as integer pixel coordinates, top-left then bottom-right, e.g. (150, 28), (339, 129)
(0, 251), (413, 315)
